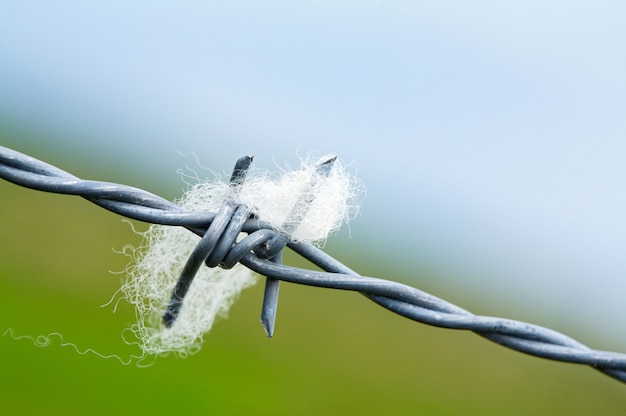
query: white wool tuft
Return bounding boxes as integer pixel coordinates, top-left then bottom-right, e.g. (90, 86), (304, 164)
(237, 154), (361, 243)
(120, 154), (362, 356)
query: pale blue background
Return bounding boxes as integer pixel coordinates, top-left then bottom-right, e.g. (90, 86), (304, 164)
(1, 1), (625, 344)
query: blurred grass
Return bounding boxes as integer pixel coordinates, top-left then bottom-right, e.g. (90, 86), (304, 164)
(1, 142), (625, 415)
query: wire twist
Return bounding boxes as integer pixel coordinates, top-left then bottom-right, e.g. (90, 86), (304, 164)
(2, 145), (626, 383)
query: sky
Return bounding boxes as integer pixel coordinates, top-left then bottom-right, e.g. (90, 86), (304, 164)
(1, 1), (626, 345)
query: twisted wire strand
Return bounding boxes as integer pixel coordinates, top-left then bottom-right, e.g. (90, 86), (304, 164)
(2, 145), (626, 383)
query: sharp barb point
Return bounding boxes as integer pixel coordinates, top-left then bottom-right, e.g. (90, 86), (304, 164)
(315, 155), (336, 177)
(260, 254), (283, 337)
(230, 155), (254, 187)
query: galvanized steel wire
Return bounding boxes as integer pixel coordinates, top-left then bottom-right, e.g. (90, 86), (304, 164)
(2, 144), (626, 383)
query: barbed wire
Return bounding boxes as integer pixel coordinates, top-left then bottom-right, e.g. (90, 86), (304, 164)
(1, 144), (626, 384)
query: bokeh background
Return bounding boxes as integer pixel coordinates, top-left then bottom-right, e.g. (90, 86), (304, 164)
(1, 1), (626, 414)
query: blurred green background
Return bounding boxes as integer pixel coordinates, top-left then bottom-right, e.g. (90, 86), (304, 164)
(1, 136), (625, 415)
(2, 2), (626, 412)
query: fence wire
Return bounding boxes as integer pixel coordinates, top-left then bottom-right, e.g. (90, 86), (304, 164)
(2, 144), (626, 384)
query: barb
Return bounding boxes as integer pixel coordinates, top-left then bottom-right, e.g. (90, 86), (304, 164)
(257, 155), (338, 337)
(2, 144), (626, 383)
(162, 155), (253, 328)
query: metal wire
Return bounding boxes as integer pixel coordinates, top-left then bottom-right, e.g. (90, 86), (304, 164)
(2, 144), (626, 384)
